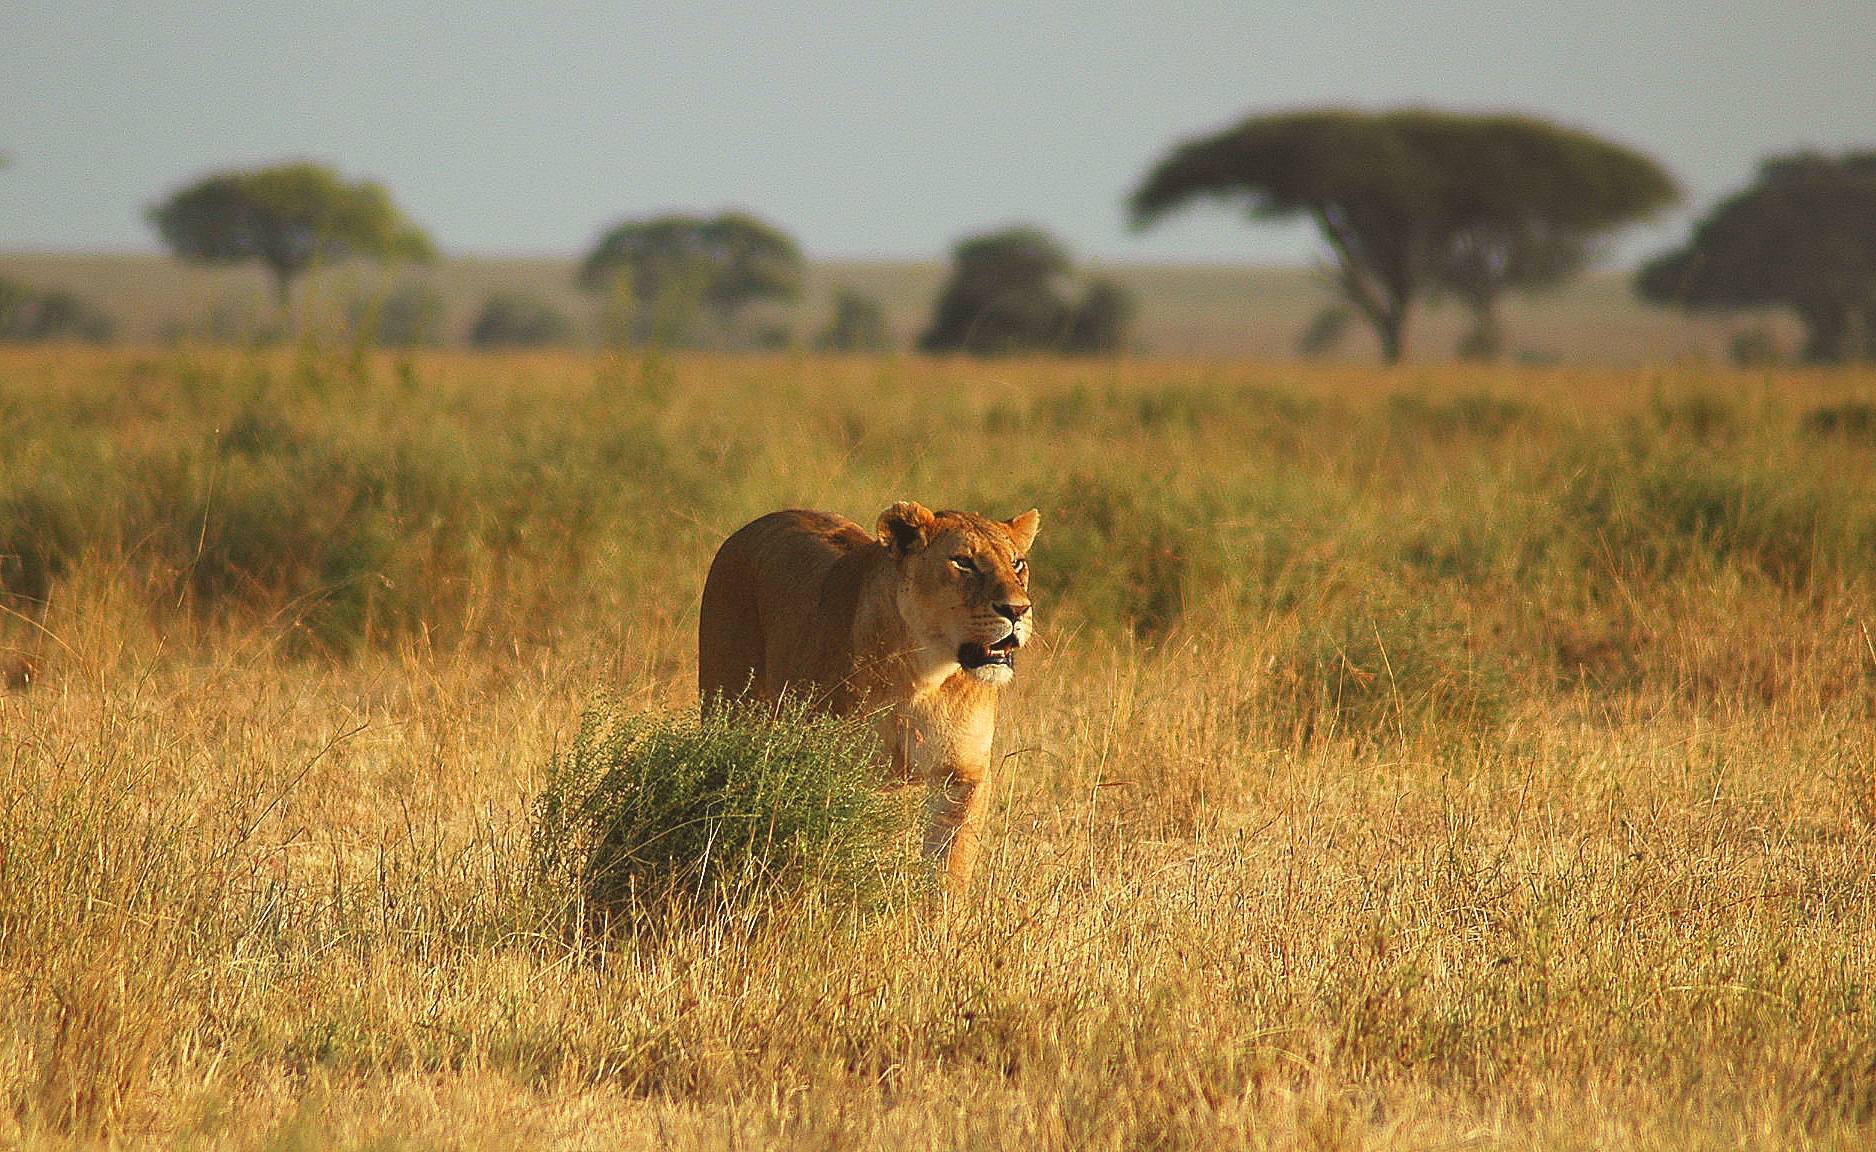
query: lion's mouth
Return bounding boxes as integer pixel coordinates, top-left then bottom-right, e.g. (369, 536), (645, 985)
(958, 633), (1020, 671)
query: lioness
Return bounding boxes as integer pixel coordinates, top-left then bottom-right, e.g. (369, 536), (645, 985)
(699, 501), (1039, 889)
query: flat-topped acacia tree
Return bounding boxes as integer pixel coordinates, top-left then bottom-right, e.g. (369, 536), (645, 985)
(1637, 151), (1876, 363)
(1130, 109), (1677, 362)
(148, 161), (435, 323)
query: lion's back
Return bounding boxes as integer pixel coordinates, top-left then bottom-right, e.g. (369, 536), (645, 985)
(698, 509), (875, 706)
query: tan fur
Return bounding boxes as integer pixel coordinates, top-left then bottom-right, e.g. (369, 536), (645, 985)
(699, 501), (1039, 889)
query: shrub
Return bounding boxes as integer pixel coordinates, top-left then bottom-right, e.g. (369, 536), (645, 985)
(1456, 312), (1505, 361)
(1801, 401), (1876, 442)
(1276, 590), (1510, 742)
(529, 697), (910, 930)
(815, 287), (891, 353)
(1035, 474), (1217, 638)
(350, 280), (446, 348)
(1387, 389), (1533, 439)
(1643, 388), (1738, 443)
(194, 291), (279, 346)
(1730, 325), (1782, 367)
(919, 227), (1132, 357)
(0, 280), (115, 344)
(1063, 277), (1136, 356)
(0, 276), (31, 332)
(172, 451), (420, 653)
(1554, 435), (1875, 587)
(468, 291), (574, 349)
(0, 467), (95, 606)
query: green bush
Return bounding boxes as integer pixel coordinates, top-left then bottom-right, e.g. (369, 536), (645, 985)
(1277, 590), (1510, 742)
(529, 697), (910, 929)
(1556, 436), (1874, 587)
(145, 449), (416, 652)
(468, 292), (574, 349)
(1296, 305), (1351, 357)
(814, 287), (891, 353)
(0, 279), (115, 344)
(1801, 401), (1876, 442)
(349, 280), (447, 348)
(0, 467), (94, 606)
(1641, 388), (1739, 443)
(1034, 473), (1218, 638)
(1386, 389), (1534, 439)
(1063, 277), (1136, 356)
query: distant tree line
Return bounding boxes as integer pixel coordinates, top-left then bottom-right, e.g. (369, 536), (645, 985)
(124, 159), (1142, 357)
(4, 121), (1869, 361)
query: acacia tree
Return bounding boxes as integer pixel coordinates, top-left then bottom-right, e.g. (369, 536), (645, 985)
(578, 211), (802, 347)
(920, 227), (1074, 355)
(919, 226), (1134, 357)
(1636, 152), (1876, 363)
(148, 162), (435, 320)
(1419, 119), (1674, 359)
(1130, 109), (1677, 362)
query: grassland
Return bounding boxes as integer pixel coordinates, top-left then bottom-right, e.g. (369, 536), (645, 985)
(3, 345), (1875, 1149)
(0, 251), (1794, 362)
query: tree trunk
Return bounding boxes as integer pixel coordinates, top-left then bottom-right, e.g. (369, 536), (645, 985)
(1375, 310), (1407, 364)
(1800, 301), (1855, 364)
(1458, 303), (1503, 361)
(1311, 204), (1413, 365)
(271, 270), (295, 334)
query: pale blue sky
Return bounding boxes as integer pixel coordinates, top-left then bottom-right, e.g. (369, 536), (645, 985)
(3, 2), (1871, 265)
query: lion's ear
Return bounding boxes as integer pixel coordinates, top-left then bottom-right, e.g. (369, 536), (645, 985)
(1005, 508), (1041, 552)
(877, 500), (936, 556)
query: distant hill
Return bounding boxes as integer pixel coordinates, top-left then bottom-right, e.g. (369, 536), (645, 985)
(0, 251), (1788, 363)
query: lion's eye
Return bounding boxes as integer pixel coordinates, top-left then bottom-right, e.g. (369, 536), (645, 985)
(1013, 557), (1028, 575)
(950, 555), (976, 573)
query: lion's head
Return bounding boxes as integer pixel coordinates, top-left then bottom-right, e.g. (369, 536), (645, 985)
(876, 501), (1040, 686)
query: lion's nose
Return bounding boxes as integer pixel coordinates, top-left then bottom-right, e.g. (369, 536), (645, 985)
(995, 601), (1031, 622)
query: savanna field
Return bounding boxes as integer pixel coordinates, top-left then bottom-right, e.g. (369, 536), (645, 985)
(3, 345), (1875, 1149)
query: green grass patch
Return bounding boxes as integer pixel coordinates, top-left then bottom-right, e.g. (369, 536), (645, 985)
(1278, 590), (1512, 743)
(1034, 472), (1221, 639)
(529, 696), (912, 931)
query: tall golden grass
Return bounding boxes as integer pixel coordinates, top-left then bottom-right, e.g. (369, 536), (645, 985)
(2, 346), (1874, 1149)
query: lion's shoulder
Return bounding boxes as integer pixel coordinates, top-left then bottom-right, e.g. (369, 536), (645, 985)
(714, 510), (873, 592)
(699, 509), (889, 705)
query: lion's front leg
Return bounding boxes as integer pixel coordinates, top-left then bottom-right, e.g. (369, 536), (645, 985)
(922, 769), (992, 892)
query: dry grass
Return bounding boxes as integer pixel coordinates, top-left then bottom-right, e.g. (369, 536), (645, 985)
(2, 346), (1874, 1149)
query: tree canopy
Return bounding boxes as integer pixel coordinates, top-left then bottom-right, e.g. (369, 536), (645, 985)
(1636, 151), (1876, 363)
(919, 226), (1133, 357)
(815, 287), (891, 353)
(148, 162), (434, 316)
(578, 211), (802, 347)
(1131, 109), (1677, 361)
